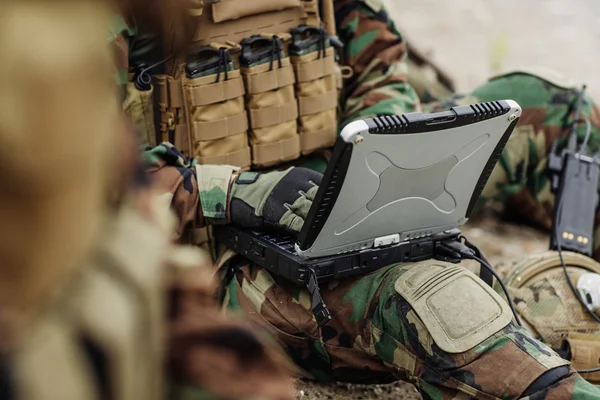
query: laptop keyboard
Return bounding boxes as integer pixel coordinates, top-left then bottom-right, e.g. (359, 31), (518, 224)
(259, 233), (297, 254)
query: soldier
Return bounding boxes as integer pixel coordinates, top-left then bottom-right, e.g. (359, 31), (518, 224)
(118, 0), (600, 398)
(0, 1), (295, 399)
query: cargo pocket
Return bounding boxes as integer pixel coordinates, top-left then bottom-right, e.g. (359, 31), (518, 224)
(291, 45), (338, 155)
(181, 49), (251, 169)
(242, 38), (300, 168)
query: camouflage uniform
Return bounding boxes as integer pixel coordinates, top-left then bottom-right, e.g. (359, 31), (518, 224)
(143, 0), (600, 398)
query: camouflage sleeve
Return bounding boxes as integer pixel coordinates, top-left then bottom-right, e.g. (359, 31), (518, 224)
(144, 144), (204, 240)
(144, 144), (237, 240)
(165, 246), (296, 400)
(335, 0), (421, 126)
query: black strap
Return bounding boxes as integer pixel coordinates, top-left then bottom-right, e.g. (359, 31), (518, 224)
(219, 254), (250, 302)
(478, 263), (494, 288)
(461, 236), (494, 288)
(306, 269), (331, 326)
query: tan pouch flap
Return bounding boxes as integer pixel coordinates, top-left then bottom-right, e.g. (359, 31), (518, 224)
(252, 135), (300, 167)
(292, 47), (334, 65)
(192, 112), (248, 141)
(295, 54), (336, 83)
(249, 101), (298, 129)
(243, 63), (295, 94)
(186, 71), (244, 106)
(198, 147), (251, 169)
(298, 90), (338, 116)
(212, 0), (301, 23)
(300, 127), (336, 155)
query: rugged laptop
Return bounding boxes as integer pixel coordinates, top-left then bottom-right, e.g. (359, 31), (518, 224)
(214, 100), (522, 324)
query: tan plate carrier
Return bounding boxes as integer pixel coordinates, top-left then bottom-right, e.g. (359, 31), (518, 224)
(153, 0), (342, 170)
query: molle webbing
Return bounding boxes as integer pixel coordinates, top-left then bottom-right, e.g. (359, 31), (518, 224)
(154, 0), (340, 170)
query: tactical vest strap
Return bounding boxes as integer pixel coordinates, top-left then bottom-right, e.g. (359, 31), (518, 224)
(294, 51), (336, 82)
(300, 126), (336, 154)
(155, 75), (189, 151)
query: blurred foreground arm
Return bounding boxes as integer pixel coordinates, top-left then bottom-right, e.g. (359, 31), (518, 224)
(145, 144), (322, 238)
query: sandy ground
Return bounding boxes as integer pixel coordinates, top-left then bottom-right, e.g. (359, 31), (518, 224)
(386, 0), (600, 100)
(294, 1), (598, 398)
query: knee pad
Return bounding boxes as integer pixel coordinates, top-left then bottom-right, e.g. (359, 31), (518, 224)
(394, 260), (513, 353)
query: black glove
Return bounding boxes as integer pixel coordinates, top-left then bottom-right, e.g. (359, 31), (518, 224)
(229, 167), (322, 234)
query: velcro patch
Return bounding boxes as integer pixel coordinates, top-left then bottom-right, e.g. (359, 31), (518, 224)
(236, 171), (260, 185)
(394, 261), (513, 353)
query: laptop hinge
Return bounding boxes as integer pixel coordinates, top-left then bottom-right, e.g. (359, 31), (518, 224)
(374, 233), (400, 248)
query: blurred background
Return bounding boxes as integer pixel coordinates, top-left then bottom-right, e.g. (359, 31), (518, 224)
(385, 0), (600, 100)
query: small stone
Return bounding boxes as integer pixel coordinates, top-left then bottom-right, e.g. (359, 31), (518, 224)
(300, 390), (305, 397)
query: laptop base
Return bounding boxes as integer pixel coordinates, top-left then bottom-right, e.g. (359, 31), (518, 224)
(214, 225), (464, 326)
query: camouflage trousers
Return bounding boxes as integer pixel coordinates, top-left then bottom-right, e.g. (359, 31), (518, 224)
(220, 70), (600, 399)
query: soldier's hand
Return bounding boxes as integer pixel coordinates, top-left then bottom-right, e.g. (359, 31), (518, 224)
(229, 167), (322, 234)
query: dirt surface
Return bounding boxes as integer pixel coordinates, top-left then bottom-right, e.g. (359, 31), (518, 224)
(293, 2), (598, 398)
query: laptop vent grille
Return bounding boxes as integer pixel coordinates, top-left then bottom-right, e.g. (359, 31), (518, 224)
(297, 142), (354, 250)
(368, 114), (410, 133)
(365, 100), (511, 135)
(469, 101), (506, 120)
(310, 169), (339, 229)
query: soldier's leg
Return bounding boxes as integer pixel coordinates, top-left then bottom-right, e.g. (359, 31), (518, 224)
(223, 259), (600, 398)
(425, 71), (600, 259)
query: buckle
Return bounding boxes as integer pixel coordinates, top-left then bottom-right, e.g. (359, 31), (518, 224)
(306, 269), (331, 326)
